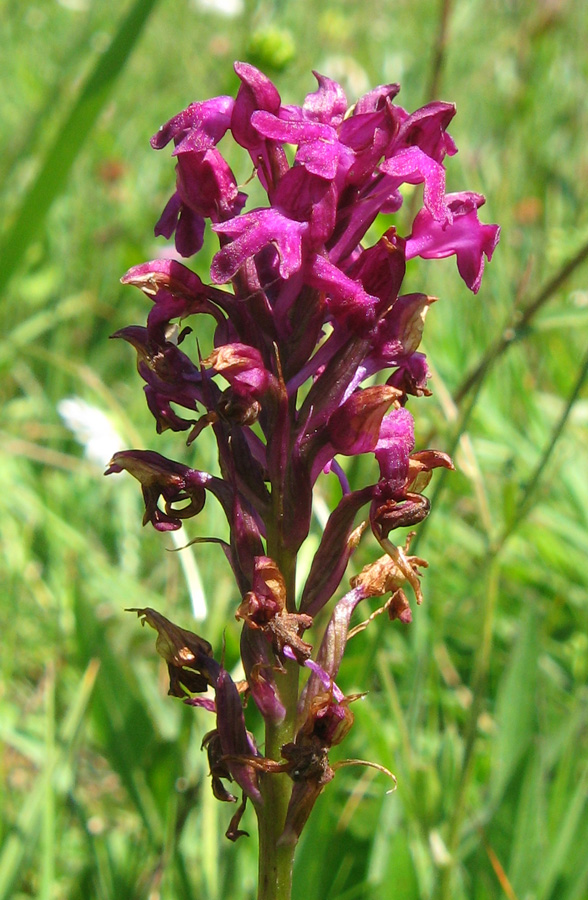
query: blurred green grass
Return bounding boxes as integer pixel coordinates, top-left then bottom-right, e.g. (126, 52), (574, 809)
(1, 0), (588, 898)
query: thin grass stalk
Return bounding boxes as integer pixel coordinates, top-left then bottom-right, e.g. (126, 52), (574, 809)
(41, 664), (56, 900)
(495, 342), (588, 551)
(454, 238), (588, 405)
(0, 660), (100, 900)
(436, 555), (499, 900)
(425, 0), (453, 102)
(406, 0), (453, 226)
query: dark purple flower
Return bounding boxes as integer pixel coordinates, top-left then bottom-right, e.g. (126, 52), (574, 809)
(202, 343), (273, 399)
(121, 259), (229, 331)
(380, 147), (450, 224)
(328, 385), (402, 456)
(388, 351), (432, 397)
(392, 100), (457, 161)
(151, 96), (235, 153)
(215, 667), (263, 807)
(152, 96), (246, 256)
(127, 607), (220, 694)
(252, 109), (341, 180)
(114, 64), (499, 849)
(105, 450), (208, 531)
(212, 208), (307, 282)
(374, 407), (415, 487)
(302, 71), (348, 126)
(232, 62), (288, 190)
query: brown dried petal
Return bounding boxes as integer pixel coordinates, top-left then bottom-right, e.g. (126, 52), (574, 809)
(252, 556), (287, 608)
(225, 795), (249, 841)
(407, 449), (454, 493)
(269, 612), (313, 663)
(372, 492), (430, 536)
(393, 292), (437, 355)
(350, 539), (428, 607)
(128, 607), (219, 695)
(388, 589), (412, 623)
(350, 554), (410, 598)
(328, 384), (402, 455)
(129, 607), (213, 666)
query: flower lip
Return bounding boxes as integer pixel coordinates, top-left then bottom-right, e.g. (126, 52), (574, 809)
(105, 449), (207, 531)
(126, 606), (219, 695)
(405, 191), (500, 293)
(151, 95), (235, 151)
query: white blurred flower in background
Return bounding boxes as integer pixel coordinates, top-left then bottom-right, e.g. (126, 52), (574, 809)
(58, 397), (123, 468)
(58, 397), (207, 619)
(191, 0), (243, 17)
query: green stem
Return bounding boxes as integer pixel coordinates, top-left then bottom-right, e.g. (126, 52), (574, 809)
(256, 657), (300, 900)
(256, 517), (300, 900)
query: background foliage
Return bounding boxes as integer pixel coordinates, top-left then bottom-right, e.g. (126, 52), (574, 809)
(1, 1), (588, 898)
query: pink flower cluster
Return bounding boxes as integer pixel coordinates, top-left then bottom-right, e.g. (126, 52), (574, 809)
(107, 63), (499, 842)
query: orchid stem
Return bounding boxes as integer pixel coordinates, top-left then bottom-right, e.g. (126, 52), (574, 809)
(256, 658), (299, 900)
(257, 525), (299, 900)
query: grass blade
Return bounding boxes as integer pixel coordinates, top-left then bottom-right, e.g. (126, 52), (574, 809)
(0, 0), (160, 296)
(490, 607), (538, 806)
(0, 660), (100, 900)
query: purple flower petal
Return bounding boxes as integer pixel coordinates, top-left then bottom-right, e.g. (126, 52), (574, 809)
(232, 61), (281, 149)
(307, 254), (379, 329)
(374, 407), (415, 489)
(105, 449), (209, 531)
(240, 628), (286, 723)
(232, 62), (288, 188)
(175, 148), (243, 220)
(252, 110), (340, 180)
(174, 206), (206, 257)
(121, 259), (229, 333)
(303, 72), (348, 125)
(212, 209), (307, 282)
(388, 351), (432, 397)
(346, 228), (406, 312)
(251, 110), (334, 146)
(364, 293), (436, 378)
(184, 697), (217, 712)
(302, 658), (344, 701)
(353, 82), (400, 115)
(300, 486), (374, 616)
(154, 191), (182, 240)
(110, 324), (204, 431)
(380, 147), (451, 225)
(327, 385), (401, 456)
(298, 585), (367, 719)
(204, 343), (272, 398)
(405, 192), (500, 293)
(151, 96), (234, 151)
(394, 100), (457, 162)
(216, 668), (262, 805)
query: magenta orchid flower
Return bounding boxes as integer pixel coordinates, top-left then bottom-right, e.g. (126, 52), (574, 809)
(106, 63), (498, 900)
